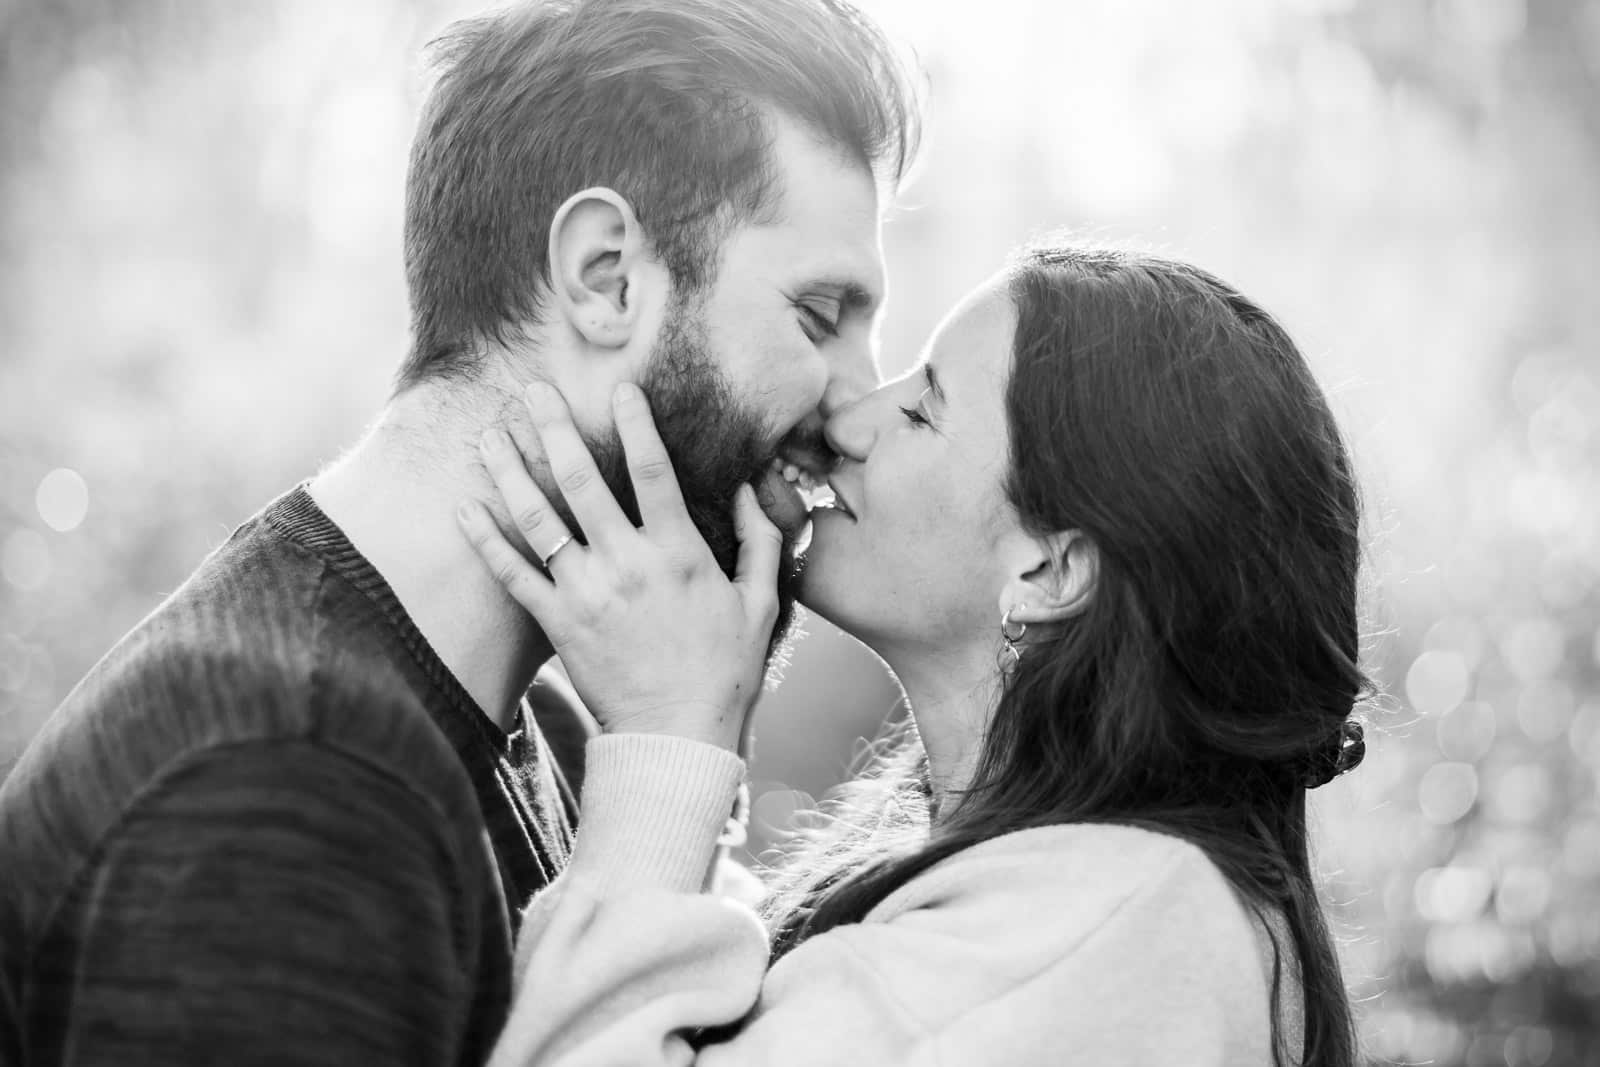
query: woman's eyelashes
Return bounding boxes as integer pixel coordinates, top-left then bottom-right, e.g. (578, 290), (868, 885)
(897, 403), (930, 427)
(897, 387), (935, 429)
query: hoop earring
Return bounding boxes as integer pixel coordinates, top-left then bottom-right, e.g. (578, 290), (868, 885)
(1001, 605), (1027, 668)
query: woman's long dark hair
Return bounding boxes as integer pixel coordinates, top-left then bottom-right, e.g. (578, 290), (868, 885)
(763, 245), (1369, 1067)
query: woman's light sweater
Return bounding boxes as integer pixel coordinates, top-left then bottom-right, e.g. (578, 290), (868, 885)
(490, 734), (1303, 1067)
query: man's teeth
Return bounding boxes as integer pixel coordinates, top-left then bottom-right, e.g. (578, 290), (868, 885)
(772, 459), (834, 507)
(775, 459), (813, 491)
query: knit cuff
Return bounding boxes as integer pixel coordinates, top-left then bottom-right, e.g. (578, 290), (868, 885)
(569, 734), (747, 895)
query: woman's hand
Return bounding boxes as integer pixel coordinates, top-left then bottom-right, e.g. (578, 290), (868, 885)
(457, 380), (781, 752)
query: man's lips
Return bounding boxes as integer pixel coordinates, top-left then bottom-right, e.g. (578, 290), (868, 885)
(754, 446), (845, 536)
(756, 464), (811, 537)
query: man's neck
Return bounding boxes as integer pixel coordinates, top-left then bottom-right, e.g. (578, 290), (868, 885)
(306, 385), (555, 730)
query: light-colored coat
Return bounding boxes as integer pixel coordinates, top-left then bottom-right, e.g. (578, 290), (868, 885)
(492, 735), (1303, 1066)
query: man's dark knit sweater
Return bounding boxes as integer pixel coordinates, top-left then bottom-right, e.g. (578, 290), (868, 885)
(0, 486), (576, 1065)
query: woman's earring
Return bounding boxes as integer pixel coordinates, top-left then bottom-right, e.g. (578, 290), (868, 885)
(1001, 605), (1028, 668)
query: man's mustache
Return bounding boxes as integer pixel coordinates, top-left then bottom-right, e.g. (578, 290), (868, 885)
(774, 421), (838, 479)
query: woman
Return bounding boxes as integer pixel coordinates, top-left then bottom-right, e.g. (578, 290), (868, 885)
(459, 244), (1370, 1066)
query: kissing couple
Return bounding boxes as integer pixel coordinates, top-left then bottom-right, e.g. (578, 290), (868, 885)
(0, 1), (1369, 1065)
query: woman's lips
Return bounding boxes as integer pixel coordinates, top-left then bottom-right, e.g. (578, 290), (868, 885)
(819, 479), (856, 520)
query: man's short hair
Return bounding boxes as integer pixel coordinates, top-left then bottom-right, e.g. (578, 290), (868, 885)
(397, 0), (919, 389)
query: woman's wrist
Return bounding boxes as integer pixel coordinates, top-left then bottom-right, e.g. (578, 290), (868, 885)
(569, 734), (748, 894)
(601, 701), (747, 753)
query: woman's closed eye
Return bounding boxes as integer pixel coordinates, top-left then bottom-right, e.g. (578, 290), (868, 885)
(898, 388), (935, 429)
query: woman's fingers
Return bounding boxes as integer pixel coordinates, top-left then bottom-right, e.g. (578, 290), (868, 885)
(456, 499), (561, 624)
(478, 428), (581, 570)
(611, 382), (693, 537)
(524, 381), (629, 544)
(732, 484), (781, 624)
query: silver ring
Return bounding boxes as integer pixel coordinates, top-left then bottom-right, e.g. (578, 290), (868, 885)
(539, 533), (575, 569)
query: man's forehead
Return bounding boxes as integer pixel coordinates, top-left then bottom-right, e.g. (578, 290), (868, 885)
(755, 117), (886, 297)
(717, 216), (884, 304)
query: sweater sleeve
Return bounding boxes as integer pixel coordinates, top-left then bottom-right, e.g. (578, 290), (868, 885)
(489, 734), (763, 1067)
(60, 739), (499, 1067)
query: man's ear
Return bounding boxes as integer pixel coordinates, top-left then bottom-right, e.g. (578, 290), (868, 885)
(546, 187), (658, 350)
(996, 529), (1099, 629)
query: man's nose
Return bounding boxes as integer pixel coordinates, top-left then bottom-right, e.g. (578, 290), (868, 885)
(819, 344), (880, 420)
(822, 392), (876, 463)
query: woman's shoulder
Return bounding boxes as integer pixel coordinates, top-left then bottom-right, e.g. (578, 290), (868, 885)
(868, 822), (1261, 959)
(759, 823), (1279, 1064)
(882, 822), (1233, 900)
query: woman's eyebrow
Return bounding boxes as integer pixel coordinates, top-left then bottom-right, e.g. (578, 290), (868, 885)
(923, 362), (945, 403)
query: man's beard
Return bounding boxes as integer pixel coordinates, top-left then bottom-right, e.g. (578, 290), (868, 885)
(576, 298), (805, 665)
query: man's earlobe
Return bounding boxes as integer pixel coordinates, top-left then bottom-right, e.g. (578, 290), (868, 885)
(547, 187), (648, 350)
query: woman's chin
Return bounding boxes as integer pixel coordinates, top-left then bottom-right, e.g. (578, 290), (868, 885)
(795, 538), (866, 640)
(795, 537), (842, 614)
(795, 587), (866, 644)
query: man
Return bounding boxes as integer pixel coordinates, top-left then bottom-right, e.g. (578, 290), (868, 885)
(0, 0), (917, 1063)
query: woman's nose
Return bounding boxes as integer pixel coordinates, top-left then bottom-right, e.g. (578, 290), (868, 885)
(822, 392), (878, 462)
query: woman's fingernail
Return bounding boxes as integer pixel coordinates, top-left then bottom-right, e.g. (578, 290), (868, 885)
(480, 427), (508, 453)
(613, 381), (641, 406)
(457, 500), (479, 523)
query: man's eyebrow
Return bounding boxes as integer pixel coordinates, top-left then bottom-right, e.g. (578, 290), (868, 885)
(923, 362), (945, 403)
(808, 278), (878, 313)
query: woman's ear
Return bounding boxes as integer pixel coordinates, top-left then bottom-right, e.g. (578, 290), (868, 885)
(546, 187), (658, 350)
(996, 529), (1099, 628)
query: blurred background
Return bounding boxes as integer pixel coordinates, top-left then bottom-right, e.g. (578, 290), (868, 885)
(2, 0), (1597, 1061)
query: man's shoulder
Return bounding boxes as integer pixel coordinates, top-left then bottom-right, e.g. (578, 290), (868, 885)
(43, 489), (461, 762)
(0, 494), (480, 928)
(40, 498), (339, 756)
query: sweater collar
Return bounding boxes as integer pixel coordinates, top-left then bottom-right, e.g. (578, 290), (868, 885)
(264, 484), (524, 748)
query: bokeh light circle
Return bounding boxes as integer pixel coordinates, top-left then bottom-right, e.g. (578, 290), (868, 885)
(1436, 701), (1497, 762)
(1516, 679), (1575, 744)
(1414, 865), (1492, 923)
(1, 530), (52, 592)
(1501, 617), (1566, 682)
(1418, 762), (1479, 825)
(1494, 866), (1551, 926)
(1484, 763), (1553, 825)
(1406, 650), (1471, 717)
(1562, 820), (1600, 880)
(36, 468), (90, 532)
(0, 634), (30, 693)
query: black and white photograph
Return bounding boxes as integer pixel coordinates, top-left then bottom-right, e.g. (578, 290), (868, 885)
(2, 1), (1596, 1064)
